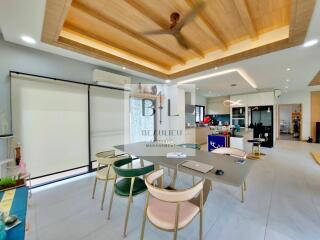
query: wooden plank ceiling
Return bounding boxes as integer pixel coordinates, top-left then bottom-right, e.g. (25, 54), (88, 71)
(42, 0), (316, 79)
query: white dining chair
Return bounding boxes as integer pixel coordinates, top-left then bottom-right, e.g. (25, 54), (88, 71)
(211, 147), (248, 202)
(92, 150), (130, 210)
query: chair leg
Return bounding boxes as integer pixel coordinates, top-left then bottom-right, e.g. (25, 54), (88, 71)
(107, 178), (116, 220)
(140, 158), (145, 167)
(100, 165), (111, 210)
(100, 180), (108, 210)
(241, 183), (245, 203)
(92, 177), (98, 199)
(243, 180), (247, 192)
(123, 178), (135, 238)
(173, 203), (180, 240)
(140, 192), (150, 240)
(199, 190), (203, 240)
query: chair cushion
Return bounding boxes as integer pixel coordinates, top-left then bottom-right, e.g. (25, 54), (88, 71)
(115, 177), (147, 197)
(96, 167), (116, 180)
(147, 198), (199, 230)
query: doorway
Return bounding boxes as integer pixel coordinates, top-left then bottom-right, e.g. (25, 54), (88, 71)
(278, 104), (302, 141)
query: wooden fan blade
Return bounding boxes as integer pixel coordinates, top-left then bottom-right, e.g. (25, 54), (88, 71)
(176, 1), (205, 30)
(142, 29), (172, 35)
(174, 34), (190, 49)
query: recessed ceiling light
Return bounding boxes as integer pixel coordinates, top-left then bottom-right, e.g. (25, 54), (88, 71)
(122, 66), (126, 70)
(286, 67), (291, 71)
(286, 79), (290, 82)
(196, 87), (199, 90)
(165, 79), (171, 83)
(303, 39), (318, 48)
(285, 86), (289, 89)
(214, 66), (218, 70)
(21, 35), (36, 44)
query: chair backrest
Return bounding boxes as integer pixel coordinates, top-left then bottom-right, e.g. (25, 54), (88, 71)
(96, 150), (115, 165)
(178, 143), (201, 150)
(211, 147), (247, 158)
(145, 169), (204, 203)
(113, 157), (154, 178)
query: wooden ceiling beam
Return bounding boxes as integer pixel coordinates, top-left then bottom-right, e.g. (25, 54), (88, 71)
(63, 23), (171, 70)
(185, 0), (228, 50)
(56, 36), (169, 79)
(289, 0), (316, 44)
(309, 71), (320, 86)
(233, 0), (258, 40)
(125, 0), (204, 58)
(42, 0), (73, 43)
(72, 1), (186, 65)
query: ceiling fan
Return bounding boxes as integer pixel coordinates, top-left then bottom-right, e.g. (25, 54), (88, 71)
(142, 1), (205, 49)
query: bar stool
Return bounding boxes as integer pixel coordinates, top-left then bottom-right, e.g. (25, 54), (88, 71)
(91, 150), (129, 210)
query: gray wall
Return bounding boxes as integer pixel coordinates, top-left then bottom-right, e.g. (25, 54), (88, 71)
(0, 38), (157, 160)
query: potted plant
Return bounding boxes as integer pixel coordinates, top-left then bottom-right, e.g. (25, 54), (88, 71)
(0, 177), (25, 191)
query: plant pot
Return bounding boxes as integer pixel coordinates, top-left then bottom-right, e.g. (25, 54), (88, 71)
(0, 179), (25, 192)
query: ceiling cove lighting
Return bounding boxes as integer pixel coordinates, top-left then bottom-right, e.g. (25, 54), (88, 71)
(303, 39), (318, 48)
(177, 69), (257, 89)
(21, 35), (36, 44)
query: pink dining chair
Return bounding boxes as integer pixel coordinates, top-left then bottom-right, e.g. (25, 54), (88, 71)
(211, 147), (247, 202)
(141, 169), (204, 240)
(211, 147), (247, 158)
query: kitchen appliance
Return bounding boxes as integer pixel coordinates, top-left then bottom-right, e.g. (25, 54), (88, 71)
(249, 106), (273, 148)
(232, 107), (245, 127)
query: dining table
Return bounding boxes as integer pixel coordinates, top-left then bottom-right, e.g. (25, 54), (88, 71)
(114, 142), (255, 205)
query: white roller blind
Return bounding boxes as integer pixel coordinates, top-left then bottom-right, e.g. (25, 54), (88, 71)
(11, 75), (89, 178)
(90, 86), (129, 160)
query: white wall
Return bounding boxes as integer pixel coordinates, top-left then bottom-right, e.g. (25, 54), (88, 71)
(206, 96), (230, 115)
(196, 94), (207, 112)
(277, 86), (320, 140)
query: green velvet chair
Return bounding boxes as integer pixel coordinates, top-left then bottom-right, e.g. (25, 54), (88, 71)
(107, 157), (154, 237)
(177, 143), (201, 150)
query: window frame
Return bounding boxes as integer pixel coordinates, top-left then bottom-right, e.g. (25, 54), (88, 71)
(195, 105), (205, 123)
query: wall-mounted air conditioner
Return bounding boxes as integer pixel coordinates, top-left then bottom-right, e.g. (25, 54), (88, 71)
(93, 69), (131, 89)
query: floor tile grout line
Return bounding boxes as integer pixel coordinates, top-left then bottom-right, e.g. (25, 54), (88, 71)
(263, 161), (277, 240)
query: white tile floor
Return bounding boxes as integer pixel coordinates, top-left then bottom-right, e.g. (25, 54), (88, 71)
(27, 140), (320, 240)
